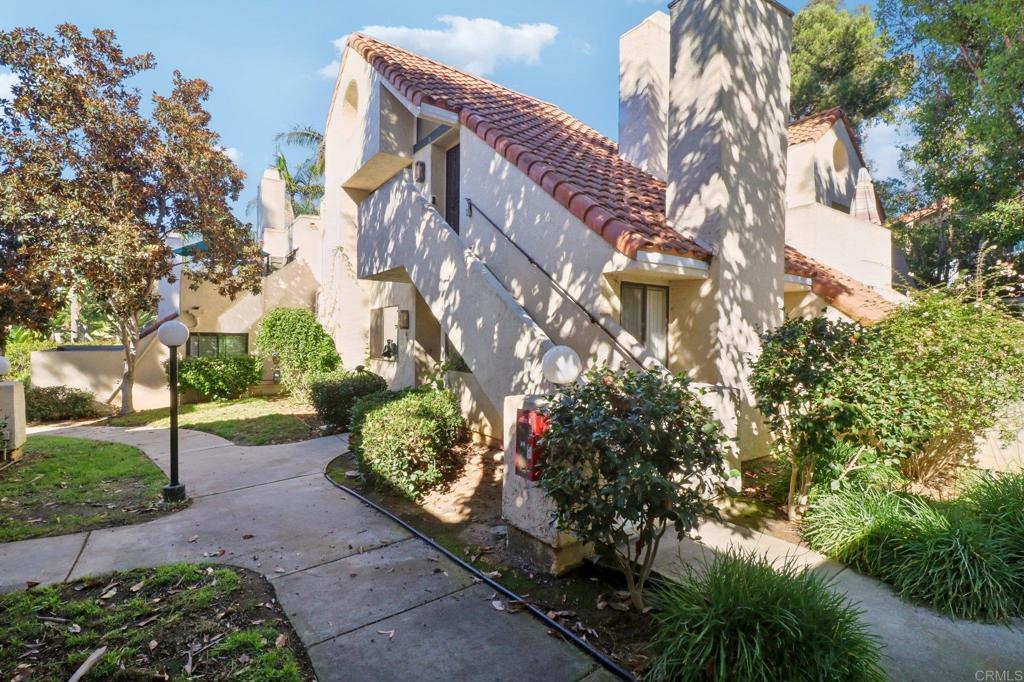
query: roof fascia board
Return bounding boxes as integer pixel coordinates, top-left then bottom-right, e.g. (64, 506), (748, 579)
(379, 78), (459, 125)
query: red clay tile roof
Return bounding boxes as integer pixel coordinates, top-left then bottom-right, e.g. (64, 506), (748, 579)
(787, 107), (866, 167)
(348, 35), (891, 323)
(784, 246), (892, 324)
(896, 199), (951, 225)
(348, 33), (709, 260)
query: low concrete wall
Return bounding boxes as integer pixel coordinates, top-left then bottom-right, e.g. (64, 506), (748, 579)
(31, 336), (171, 412)
(0, 381), (26, 460)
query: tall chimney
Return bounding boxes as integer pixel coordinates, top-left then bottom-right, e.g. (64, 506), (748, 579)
(618, 11), (670, 181)
(666, 0), (792, 460)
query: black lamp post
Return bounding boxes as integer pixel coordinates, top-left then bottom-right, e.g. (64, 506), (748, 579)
(157, 320), (190, 502)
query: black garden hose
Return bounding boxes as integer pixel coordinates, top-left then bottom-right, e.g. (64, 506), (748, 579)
(323, 458), (635, 681)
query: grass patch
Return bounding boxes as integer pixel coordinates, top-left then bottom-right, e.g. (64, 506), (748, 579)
(0, 436), (177, 542)
(0, 563), (313, 680)
(107, 397), (319, 446)
(647, 550), (885, 682)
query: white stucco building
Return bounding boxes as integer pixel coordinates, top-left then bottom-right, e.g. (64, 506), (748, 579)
(297, 0), (901, 462)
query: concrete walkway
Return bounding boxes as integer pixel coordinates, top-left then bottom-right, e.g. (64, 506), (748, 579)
(0, 425), (615, 682)
(654, 519), (1024, 681)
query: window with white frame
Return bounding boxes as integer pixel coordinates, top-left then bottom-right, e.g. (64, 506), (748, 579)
(620, 283), (669, 364)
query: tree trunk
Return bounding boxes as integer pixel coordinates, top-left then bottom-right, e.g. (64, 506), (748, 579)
(118, 317), (139, 416)
(787, 454), (800, 522)
(69, 288), (81, 342)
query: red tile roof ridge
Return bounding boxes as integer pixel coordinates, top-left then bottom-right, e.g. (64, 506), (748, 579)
(784, 245), (893, 324)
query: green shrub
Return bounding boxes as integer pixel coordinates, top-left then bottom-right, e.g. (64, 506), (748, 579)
(6, 339), (56, 385)
(25, 386), (99, 422)
(351, 389), (465, 499)
(803, 484), (1024, 621)
(646, 550), (885, 682)
(753, 290), (1024, 506)
(174, 355), (263, 401)
(540, 366), (728, 611)
(255, 308), (339, 394)
(309, 369), (387, 430)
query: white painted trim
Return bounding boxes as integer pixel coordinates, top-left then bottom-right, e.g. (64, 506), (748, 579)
(379, 79), (459, 125)
(785, 274), (813, 288)
(635, 250), (709, 272)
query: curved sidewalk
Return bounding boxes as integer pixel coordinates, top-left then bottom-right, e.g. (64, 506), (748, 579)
(0, 425), (616, 682)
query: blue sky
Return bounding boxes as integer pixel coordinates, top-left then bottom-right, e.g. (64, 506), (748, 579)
(0, 0), (900, 218)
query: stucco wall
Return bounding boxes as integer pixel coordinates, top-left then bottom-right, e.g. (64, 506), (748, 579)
(786, 121), (863, 211)
(31, 335), (171, 411)
(786, 203), (893, 290)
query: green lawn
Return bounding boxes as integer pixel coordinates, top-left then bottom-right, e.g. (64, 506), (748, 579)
(0, 436), (173, 542)
(107, 397), (320, 446)
(0, 563), (312, 680)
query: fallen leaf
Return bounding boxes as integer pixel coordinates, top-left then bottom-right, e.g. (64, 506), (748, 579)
(187, 535), (199, 543)
(242, 534), (254, 540)
(491, 600), (505, 611)
(377, 629), (395, 639)
(274, 634), (288, 649)
(69, 623), (81, 634)
(130, 580), (145, 593)
(99, 588), (117, 600)
(149, 640), (158, 651)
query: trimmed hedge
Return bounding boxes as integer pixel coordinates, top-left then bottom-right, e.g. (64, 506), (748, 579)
(25, 386), (100, 423)
(309, 370), (387, 430)
(350, 389), (465, 499)
(647, 550), (884, 682)
(802, 476), (1024, 622)
(175, 355), (263, 401)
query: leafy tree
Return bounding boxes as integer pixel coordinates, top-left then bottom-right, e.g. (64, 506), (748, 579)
(0, 25), (263, 414)
(274, 125), (324, 215)
(540, 366), (728, 611)
(0, 220), (66, 354)
(791, 0), (914, 128)
(879, 0), (1024, 286)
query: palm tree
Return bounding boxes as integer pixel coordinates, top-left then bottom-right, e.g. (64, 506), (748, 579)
(274, 152), (323, 216)
(274, 126), (325, 215)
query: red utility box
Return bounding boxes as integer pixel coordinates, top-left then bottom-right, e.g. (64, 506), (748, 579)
(514, 408), (549, 481)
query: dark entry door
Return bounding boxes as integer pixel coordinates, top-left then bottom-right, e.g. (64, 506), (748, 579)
(445, 144), (460, 233)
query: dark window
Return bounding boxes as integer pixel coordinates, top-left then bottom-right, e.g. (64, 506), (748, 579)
(186, 333), (249, 359)
(445, 144), (461, 233)
(620, 283), (669, 364)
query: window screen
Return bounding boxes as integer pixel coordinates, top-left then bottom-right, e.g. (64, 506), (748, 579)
(620, 283), (669, 364)
(187, 333), (248, 358)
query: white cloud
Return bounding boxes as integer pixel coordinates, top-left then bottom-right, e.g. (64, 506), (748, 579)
(0, 71), (19, 101)
(318, 59), (341, 80)
(320, 17), (558, 78)
(862, 117), (917, 180)
(216, 146), (243, 163)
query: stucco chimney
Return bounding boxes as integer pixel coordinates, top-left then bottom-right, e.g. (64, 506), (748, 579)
(257, 168), (291, 239)
(666, 0), (791, 252)
(666, 0), (792, 461)
(618, 11), (670, 181)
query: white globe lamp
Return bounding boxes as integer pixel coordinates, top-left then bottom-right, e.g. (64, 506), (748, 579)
(0, 356), (10, 378)
(157, 320), (190, 348)
(157, 319), (190, 503)
(541, 345), (582, 385)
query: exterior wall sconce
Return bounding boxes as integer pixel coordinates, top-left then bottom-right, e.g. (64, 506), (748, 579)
(414, 161), (426, 183)
(397, 309), (410, 330)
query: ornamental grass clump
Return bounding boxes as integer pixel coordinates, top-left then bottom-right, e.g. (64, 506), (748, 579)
(803, 477), (1024, 622)
(646, 550), (885, 682)
(540, 366), (728, 611)
(350, 389), (465, 499)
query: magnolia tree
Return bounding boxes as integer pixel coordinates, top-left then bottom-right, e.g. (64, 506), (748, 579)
(540, 366), (728, 611)
(0, 25), (262, 413)
(0, 221), (67, 355)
